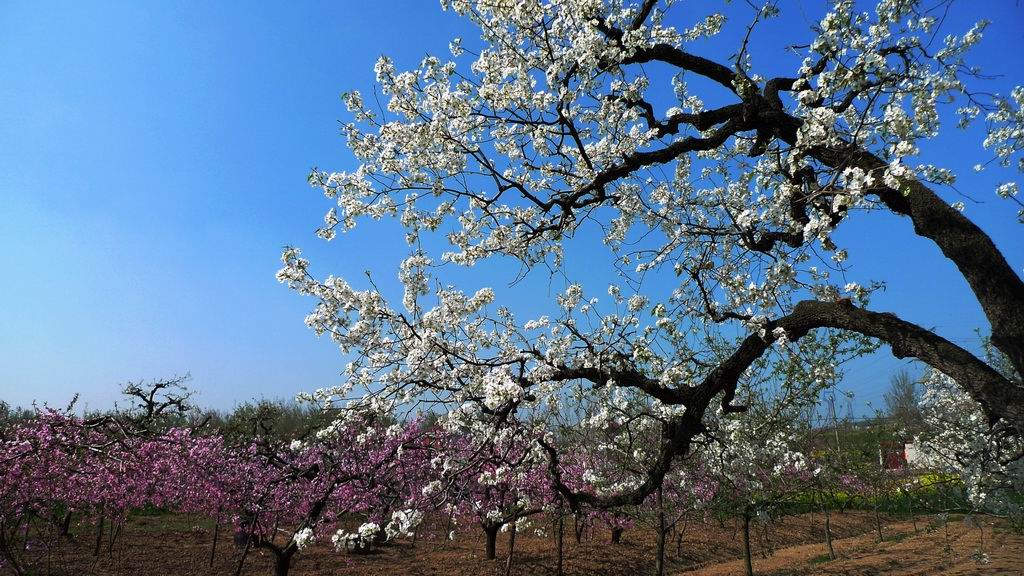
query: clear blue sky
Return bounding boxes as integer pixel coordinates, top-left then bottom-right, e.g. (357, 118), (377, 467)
(1, 1), (1021, 413)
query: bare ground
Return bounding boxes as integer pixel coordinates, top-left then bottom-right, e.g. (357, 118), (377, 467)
(17, 511), (1024, 575)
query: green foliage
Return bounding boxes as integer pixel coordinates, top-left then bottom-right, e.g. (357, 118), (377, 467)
(208, 398), (334, 444)
(0, 400), (34, 426)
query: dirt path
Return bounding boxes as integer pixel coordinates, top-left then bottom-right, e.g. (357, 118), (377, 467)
(679, 516), (1024, 576)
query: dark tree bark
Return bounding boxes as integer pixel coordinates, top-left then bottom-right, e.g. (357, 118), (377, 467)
(273, 546), (297, 576)
(209, 518), (221, 567)
(234, 513), (258, 576)
(484, 524), (500, 561)
(92, 514), (104, 557)
(573, 511), (584, 544)
(655, 487), (667, 576)
(59, 512), (72, 538)
(106, 519), (121, 557)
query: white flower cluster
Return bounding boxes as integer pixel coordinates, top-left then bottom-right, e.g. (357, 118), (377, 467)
(385, 509), (423, 540)
(292, 527), (315, 551)
(481, 368), (524, 411)
(331, 522), (381, 552)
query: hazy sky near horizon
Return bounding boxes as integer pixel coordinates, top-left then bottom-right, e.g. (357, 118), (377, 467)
(1, 1), (1022, 413)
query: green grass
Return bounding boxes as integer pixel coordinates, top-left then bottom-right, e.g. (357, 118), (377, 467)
(809, 553), (834, 565)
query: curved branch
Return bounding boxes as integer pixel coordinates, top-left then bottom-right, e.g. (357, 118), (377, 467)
(541, 299), (1024, 512)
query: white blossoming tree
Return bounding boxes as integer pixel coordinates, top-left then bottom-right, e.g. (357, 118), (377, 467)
(279, 0), (1024, 510)
(918, 366), (1023, 521)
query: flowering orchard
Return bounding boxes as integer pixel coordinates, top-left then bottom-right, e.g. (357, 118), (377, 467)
(0, 376), (1020, 575)
(4, 0), (1024, 574)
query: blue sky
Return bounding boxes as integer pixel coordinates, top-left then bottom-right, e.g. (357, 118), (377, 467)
(1, 1), (1021, 413)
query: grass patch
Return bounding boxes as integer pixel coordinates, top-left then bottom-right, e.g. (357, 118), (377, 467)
(885, 531), (910, 543)
(809, 553), (834, 565)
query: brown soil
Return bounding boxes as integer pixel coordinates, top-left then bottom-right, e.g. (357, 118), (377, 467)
(17, 511), (1024, 575)
(682, 515), (1024, 576)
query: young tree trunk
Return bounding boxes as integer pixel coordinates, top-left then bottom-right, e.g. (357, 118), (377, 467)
(444, 510), (455, 544)
(556, 511), (564, 576)
(742, 511), (754, 576)
(209, 519), (221, 567)
(610, 526), (623, 545)
(92, 514), (104, 557)
(484, 524), (500, 560)
(655, 520), (667, 575)
(873, 499), (883, 542)
(573, 512), (584, 544)
(504, 523), (517, 576)
(107, 519), (121, 557)
(655, 488), (666, 576)
(824, 506), (836, 561)
(234, 514), (258, 576)
(909, 494), (918, 533)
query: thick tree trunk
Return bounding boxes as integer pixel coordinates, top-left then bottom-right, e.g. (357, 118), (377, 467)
(772, 97), (1024, 386)
(655, 520), (667, 575)
(59, 511), (72, 538)
(610, 526), (623, 545)
(767, 301), (1023, 433)
(484, 524), (500, 560)
(867, 159), (1024, 380)
(273, 548), (296, 576)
